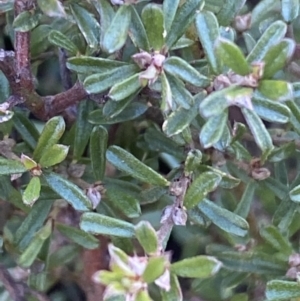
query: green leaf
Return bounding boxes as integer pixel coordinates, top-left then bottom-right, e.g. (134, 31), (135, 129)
(129, 6), (150, 51)
(56, 223), (99, 249)
(90, 126), (107, 181)
(31, 25), (52, 56)
(102, 5), (131, 53)
(258, 80), (293, 102)
(163, 0), (180, 33)
(281, 0), (299, 22)
(286, 100), (300, 134)
(141, 3), (164, 51)
(48, 30), (79, 56)
(37, 0), (66, 18)
(211, 250), (287, 274)
(106, 187), (141, 218)
(92, 0), (114, 44)
(199, 199), (249, 236)
(142, 256), (166, 283)
(243, 32), (256, 53)
(160, 71), (173, 112)
(269, 142), (296, 162)
(161, 274), (182, 301)
(234, 180), (256, 218)
(140, 186), (167, 205)
(43, 172), (91, 211)
(18, 221), (52, 267)
(260, 225), (293, 254)
(80, 212), (135, 238)
(23, 177), (41, 206)
(13, 11), (40, 32)
(184, 172), (222, 209)
(0, 158), (27, 175)
(252, 92), (291, 123)
(70, 4), (100, 48)
(165, 0), (203, 49)
(171, 255), (222, 278)
(217, 0), (246, 26)
(200, 86), (253, 118)
(251, 0), (280, 26)
(109, 73), (143, 101)
(289, 184), (300, 203)
(39, 144), (69, 168)
(15, 200), (53, 250)
(171, 37), (194, 50)
(33, 116), (65, 162)
(206, 166), (240, 189)
(13, 113), (38, 150)
(135, 291), (152, 301)
(67, 56), (127, 74)
(106, 146), (169, 186)
(83, 64), (139, 94)
(74, 100), (94, 160)
(163, 56), (209, 87)
(247, 20), (287, 63)
(241, 108), (273, 159)
(195, 11), (221, 74)
(144, 127), (185, 159)
(166, 73), (194, 109)
(184, 149), (202, 174)
(163, 91), (205, 136)
(266, 280), (300, 301)
(215, 38), (250, 75)
(103, 93), (136, 118)
(135, 221), (158, 254)
(89, 102), (147, 125)
(200, 111), (228, 148)
(262, 39), (295, 78)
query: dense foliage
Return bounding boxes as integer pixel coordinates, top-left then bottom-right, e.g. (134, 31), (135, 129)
(1, 0), (300, 300)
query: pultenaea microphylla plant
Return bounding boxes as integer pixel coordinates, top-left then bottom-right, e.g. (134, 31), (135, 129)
(1, 0), (300, 300)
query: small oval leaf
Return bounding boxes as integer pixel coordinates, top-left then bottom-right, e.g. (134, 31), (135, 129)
(163, 56), (209, 87)
(135, 221), (158, 254)
(0, 158), (27, 175)
(109, 73), (142, 102)
(199, 199), (249, 237)
(184, 172), (222, 209)
(90, 126), (108, 181)
(106, 146), (169, 186)
(195, 11), (221, 74)
(171, 255), (222, 278)
(141, 3), (164, 51)
(43, 172), (91, 211)
(33, 116), (65, 162)
(215, 38), (251, 75)
(102, 5), (131, 53)
(165, 0), (203, 49)
(56, 223), (99, 249)
(39, 144), (69, 168)
(247, 20), (287, 63)
(48, 30), (79, 56)
(23, 177), (41, 206)
(80, 212), (135, 238)
(70, 4), (100, 48)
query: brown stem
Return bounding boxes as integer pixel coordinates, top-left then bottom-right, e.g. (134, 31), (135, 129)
(0, 265), (50, 301)
(42, 81), (88, 119)
(0, 0), (90, 122)
(79, 236), (109, 301)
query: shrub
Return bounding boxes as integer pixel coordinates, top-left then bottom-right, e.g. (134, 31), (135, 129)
(0, 0), (300, 300)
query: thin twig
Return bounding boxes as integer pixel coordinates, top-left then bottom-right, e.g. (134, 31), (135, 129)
(157, 175), (190, 250)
